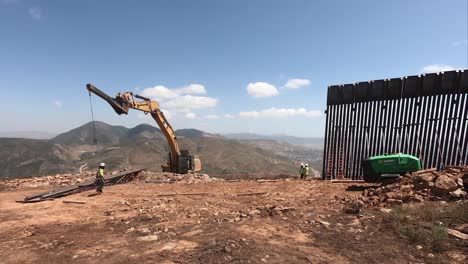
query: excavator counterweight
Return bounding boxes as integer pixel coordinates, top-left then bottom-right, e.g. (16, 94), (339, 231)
(86, 84), (201, 174)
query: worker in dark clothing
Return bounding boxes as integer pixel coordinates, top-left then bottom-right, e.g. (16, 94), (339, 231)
(95, 163), (105, 194)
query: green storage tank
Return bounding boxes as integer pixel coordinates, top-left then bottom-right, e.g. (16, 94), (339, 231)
(362, 153), (422, 183)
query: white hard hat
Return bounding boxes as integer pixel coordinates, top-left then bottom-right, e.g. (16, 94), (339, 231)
(300, 163), (304, 166)
(305, 164), (309, 167)
(100, 162), (105, 167)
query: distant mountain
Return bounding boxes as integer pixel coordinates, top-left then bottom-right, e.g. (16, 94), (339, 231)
(0, 131), (57, 140)
(125, 124), (164, 141)
(0, 121), (297, 178)
(175, 129), (221, 138)
(50, 121), (128, 145)
(225, 133), (324, 147)
(234, 139), (323, 173)
(0, 138), (77, 178)
(177, 137), (294, 174)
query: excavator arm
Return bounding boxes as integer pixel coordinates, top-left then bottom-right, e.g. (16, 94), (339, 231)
(86, 84), (200, 173)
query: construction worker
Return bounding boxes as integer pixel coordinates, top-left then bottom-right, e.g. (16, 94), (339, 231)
(303, 164), (310, 180)
(299, 163), (305, 179)
(95, 163), (105, 194)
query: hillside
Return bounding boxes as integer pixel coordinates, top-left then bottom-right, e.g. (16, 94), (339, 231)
(236, 139), (323, 170)
(0, 138), (77, 178)
(50, 121), (128, 146)
(225, 133), (323, 147)
(0, 122), (297, 178)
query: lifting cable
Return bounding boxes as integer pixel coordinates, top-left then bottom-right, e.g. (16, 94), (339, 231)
(88, 91), (97, 144)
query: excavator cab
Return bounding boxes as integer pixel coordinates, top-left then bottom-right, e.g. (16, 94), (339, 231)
(163, 150), (201, 174)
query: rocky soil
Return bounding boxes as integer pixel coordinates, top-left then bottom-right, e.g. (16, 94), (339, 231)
(358, 166), (468, 207)
(0, 171), (223, 191)
(0, 173), (466, 264)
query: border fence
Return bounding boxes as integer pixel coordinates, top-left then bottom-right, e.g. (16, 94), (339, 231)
(323, 70), (468, 180)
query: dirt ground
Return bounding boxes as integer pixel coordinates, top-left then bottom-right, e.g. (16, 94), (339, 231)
(0, 178), (465, 264)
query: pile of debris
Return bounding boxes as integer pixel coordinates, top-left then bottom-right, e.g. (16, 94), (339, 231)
(0, 170), (222, 191)
(136, 171), (223, 184)
(361, 166), (468, 206)
(0, 173), (95, 190)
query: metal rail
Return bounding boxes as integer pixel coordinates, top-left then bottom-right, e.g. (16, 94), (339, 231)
(323, 70), (468, 180)
(22, 168), (146, 203)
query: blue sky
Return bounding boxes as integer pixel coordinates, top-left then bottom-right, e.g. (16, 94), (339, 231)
(0, 0), (467, 137)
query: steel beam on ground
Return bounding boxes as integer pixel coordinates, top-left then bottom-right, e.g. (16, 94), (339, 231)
(23, 168), (146, 203)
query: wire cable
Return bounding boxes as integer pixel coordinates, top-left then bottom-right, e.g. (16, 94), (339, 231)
(88, 91), (97, 144)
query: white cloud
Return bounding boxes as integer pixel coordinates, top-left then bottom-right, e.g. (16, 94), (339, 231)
(422, 64), (457, 73)
(161, 109), (174, 119)
(28, 7), (42, 20)
(452, 40), (468, 47)
(246, 82), (279, 98)
(140, 83), (206, 101)
(140, 84), (217, 113)
(239, 108), (322, 118)
(185, 112), (197, 119)
(137, 113), (149, 119)
(204, 114), (219, 119)
(141, 85), (178, 100)
(138, 109), (174, 120)
(52, 100), (62, 108)
(178, 84), (206, 95)
(165, 95), (217, 111)
(224, 114), (235, 119)
(284, 78), (311, 89)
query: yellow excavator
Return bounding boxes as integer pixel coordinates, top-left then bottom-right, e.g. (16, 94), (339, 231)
(86, 84), (201, 174)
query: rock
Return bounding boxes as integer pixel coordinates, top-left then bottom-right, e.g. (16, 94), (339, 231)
(379, 208), (392, 213)
(360, 196), (369, 203)
(400, 184), (413, 192)
(413, 180), (434, 191)
(462, 174), (468, 189)
(248, 209), (261, 216)
(447, 229), (468, 240)
(456, 178), (464, 187)
(136, 235), (159, 242)
(416, 245), (423, 250)
(362, 189), (368, 197)
(409, 195), (424, 203)
(348, 218), (360, 226)
(449, 189), (467, 199)
(384, 192), (400, 200)
(454, 223), (468, 234)
(160, 242), (176, 251)
(447, 251), (467, 262)
(386, 199), (403, 205)
(400, 191), (414, 202)
(316, 220), (330, 227)
(138, 227), (151, 234)
(432, 175), (458, 196)
(413, 173), (435, 183)
(427, 253), (435, 258)
(344, 201), (361, 214)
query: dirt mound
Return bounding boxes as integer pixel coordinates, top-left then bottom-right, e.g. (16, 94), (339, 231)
(0, 171), (223, 191)
(136, 171), (223, 184)
(0, 173), (95, 190)
(360, 166), (468, 206)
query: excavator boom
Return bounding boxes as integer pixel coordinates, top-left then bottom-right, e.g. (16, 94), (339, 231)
(86, 84), (129, 115)
(86, 84), (201, 174)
